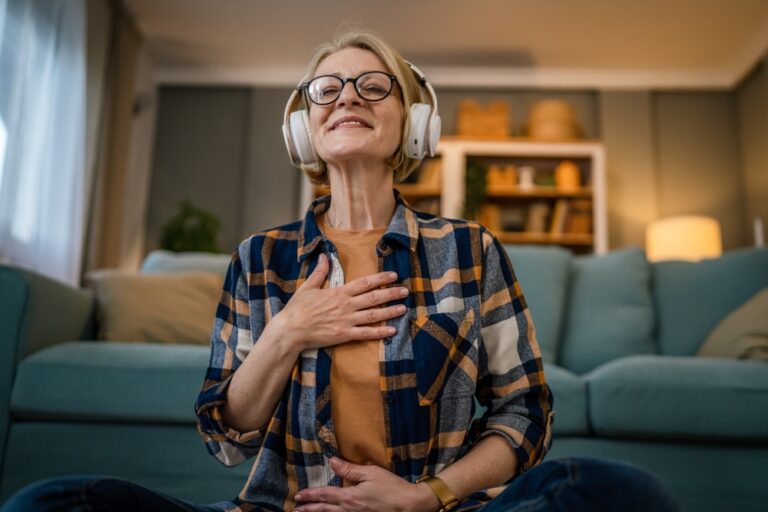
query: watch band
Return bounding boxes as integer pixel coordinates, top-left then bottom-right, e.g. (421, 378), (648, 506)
(417, 475), (459, 512)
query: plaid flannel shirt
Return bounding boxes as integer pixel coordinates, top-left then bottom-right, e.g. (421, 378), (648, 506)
(196, 192), (553, 511)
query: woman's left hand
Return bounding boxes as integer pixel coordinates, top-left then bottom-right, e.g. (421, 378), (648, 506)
(294, 458), (440, 512)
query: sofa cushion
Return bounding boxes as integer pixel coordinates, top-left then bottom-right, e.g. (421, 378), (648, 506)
(543, 363), (588, 436)
(653, 247), (768, 356)
(559, 247), (656, 374)
(12, 342), (209, 423)
(86, 270), (222, 344)
(587, 355), (768, 441)
(142, 250), (231, 276)
(504, 246), (572, 363)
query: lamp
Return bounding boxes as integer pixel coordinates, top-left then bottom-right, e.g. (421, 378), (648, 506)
(646, 216), (722, 262)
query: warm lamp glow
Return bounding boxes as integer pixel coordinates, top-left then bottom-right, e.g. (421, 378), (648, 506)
(646, 216), (722, 262)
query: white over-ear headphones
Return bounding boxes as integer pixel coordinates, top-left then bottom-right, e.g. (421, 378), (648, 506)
(282, 61), (441, 169)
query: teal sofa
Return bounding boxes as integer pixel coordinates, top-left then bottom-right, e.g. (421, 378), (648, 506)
(1, 246), (767, 511)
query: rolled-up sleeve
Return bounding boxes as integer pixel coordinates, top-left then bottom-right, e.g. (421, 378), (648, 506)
(470, 229), (553, 473)
(195, 239), (265, 466)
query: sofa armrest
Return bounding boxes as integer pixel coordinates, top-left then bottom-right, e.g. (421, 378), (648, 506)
(0, 265), (96, 471)
(0, 266), (97, 360)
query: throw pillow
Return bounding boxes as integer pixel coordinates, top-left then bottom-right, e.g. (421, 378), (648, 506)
(697, 287), (768, 361)
(86, 270), (224, 344)
(558, 247), (656, 374)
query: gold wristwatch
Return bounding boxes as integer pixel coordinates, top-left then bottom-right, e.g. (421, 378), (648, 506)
(417, 475), (459, 512)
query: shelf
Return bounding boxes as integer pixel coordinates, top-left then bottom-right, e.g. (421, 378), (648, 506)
(486, 186), (592, 199)
(314, 184), (440, 199)
(300, 138), (607, 254)
(440, 135), (602, 145)
(395, 183), (441, 198)
(496, 231), (594, 246)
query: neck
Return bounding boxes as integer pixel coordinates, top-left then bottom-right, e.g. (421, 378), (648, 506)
(325, 161), (395, 230)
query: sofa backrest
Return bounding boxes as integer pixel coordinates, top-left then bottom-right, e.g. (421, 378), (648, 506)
(558, 247), (657, 374)
(141, 250), (231, 276)
(504, 246), (572, 364)
(652, 247), (768, 356)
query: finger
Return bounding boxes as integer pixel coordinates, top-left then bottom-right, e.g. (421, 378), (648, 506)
(294, 504), (344, 512)
(301, 253), (329, 290)
(295, 487), (345, 506)
(330, 457), (369, 483)
(295, 503), (344, 512)
(344, 271), (399, 296)
(350, 286), (408, 310)
(346, 324), (397, 341)
(350, 304), (407, 326)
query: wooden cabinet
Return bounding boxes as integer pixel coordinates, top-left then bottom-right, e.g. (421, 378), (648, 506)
(299, 137), (607, 254)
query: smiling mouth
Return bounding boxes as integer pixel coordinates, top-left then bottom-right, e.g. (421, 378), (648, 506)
(331, 117), (373, 130)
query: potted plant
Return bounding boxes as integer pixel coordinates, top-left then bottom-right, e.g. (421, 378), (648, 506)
(160, 200), (221, 253)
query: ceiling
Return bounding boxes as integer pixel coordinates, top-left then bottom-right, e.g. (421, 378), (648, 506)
(122, 0), (768, 89)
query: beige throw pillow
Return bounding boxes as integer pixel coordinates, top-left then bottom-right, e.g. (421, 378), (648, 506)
(697, 287), (768, 361)
(86, 270), (224, 344)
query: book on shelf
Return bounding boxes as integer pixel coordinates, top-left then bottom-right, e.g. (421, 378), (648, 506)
(549, 199), (569, 234)
(525, 201), (551, 233)
(566, 199), (592, 234)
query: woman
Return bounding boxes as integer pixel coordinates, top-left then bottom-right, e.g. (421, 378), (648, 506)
(1, 31), (677, 512)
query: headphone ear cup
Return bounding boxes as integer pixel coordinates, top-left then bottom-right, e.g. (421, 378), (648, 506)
(427, 114), (441, 157)
(289, 110), (320, 168)
(407, 103), (431, 159)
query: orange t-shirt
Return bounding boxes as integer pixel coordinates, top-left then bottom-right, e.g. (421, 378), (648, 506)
(318, 215), (389, 470)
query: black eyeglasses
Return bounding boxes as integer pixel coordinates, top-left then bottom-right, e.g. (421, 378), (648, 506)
(301, 71), (398, 105)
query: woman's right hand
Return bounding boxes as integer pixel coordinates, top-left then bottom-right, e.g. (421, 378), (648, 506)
(274, 253), (408, 352)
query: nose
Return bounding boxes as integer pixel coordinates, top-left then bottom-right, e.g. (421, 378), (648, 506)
(336, 80), (362, 106)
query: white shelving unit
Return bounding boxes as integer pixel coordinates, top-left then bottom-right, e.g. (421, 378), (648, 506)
(299, 137), (608, 254)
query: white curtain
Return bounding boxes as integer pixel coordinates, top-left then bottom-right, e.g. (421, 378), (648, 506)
(0, 0), (86, 285)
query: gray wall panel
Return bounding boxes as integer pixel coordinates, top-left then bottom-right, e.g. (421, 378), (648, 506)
(652, 91), (747, 249)
(599, 91), (657, 250)
(242, 88), (301, 236)
(146, 87), (250, 254)
(434, 88), (599, 138)
(737, 60), (768, 246)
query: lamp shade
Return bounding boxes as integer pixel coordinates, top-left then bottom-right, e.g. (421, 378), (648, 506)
(646, 216), (722, 262)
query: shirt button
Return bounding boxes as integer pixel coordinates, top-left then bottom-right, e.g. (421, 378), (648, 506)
(383, 337), (392, 345)
(385, 393), (396, 404)
(392, 454), (401, 462)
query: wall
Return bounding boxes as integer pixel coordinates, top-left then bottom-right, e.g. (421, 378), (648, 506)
(146, 81), (759, 256)
(737, 58), (768, 246)
(146, 87), (251, 254)
(146, 87), (299, 254)
(242, 88), (301, 236)
(435, 89), (599, 138)
(652, 91), (746, 249)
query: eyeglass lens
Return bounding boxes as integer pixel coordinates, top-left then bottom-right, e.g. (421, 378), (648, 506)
(306, 72), (394, 105)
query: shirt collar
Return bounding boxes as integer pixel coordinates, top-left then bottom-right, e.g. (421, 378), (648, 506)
(297, 189), (420, 262)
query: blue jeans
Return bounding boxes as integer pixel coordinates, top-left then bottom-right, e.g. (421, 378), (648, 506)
(1, 458), (678, 511)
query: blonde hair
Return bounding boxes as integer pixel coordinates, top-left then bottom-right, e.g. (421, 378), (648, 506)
(295, 30), (426, 186)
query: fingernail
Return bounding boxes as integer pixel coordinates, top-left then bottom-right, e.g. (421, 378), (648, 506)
(389, 272), (398, 279)
(387, 326), (396, 334)
(399, 287), (408, 297)
(295, 494), (302, 501)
